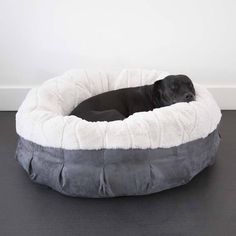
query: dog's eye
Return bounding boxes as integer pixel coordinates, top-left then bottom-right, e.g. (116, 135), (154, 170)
(189, 83), (194, 90)
(170, 85), (176, 91)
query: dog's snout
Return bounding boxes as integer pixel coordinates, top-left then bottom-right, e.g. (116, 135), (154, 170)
(185, 93), (194, 101)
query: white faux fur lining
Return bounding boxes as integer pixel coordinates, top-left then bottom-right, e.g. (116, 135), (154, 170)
(16, 69), (221, 150)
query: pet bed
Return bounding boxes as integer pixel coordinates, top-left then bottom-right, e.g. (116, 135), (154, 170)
(15, 69), (221, 198)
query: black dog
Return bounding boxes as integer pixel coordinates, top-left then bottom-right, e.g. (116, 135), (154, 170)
(70, 75), (195, 121)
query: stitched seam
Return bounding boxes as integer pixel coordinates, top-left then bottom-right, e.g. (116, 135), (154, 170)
(205, 102), (213, 134)
(146, 122), (152, 148)
(55, 79), (61, 114)
(75, 122), (81, 149)
(152, 111), (162, 147)
(60, 117), (69, 149)
(85, 70), (92, 95)
(124, 120), (133, 148)
(188, 104), (198, 138)
(30, 88), (40, 143)
(172, 108), (188, 143)
(41, 114), (55, 145)
(147, 149), (153, 191)
(103, 122), (108, 149)
(107, 73), (110, 91)
(142, 119), (152, 148)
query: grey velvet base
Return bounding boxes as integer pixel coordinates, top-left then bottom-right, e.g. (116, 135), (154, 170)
(15, 128), (221, 198)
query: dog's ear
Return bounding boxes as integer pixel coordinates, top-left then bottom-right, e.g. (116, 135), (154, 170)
(153, 80), (163, 107)
(153, 80), (162, 96)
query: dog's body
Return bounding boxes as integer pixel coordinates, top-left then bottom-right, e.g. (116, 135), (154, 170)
(70, 85), (154, 121)
(70, 75), (195, 121)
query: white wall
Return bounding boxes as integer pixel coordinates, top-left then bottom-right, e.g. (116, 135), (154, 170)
(0, 0), (236, 109)
(1, 0), (236, 86)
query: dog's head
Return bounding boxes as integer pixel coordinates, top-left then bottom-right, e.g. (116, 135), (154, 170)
(153, 75), (195, 108)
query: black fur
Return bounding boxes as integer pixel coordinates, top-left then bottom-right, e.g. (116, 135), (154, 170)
(70, 75), (195, 121)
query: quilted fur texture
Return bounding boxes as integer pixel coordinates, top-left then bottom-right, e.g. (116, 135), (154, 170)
(16, 69), (221, 150)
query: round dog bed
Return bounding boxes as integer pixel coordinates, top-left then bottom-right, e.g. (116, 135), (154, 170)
(15, 69), (221, 198)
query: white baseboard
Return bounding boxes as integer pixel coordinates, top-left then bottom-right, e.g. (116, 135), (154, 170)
(206, 85), (236, 110)
(0, 85), (235, 111)
(0, 86), (32, 111)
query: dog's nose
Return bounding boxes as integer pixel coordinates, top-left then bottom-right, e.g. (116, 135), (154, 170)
(185, 93), (194, 101)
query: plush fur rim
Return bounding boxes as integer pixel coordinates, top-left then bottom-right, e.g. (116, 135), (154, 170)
(15, 69), (221, 150)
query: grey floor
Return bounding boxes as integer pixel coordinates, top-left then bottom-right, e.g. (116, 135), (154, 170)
(0, 111), (235, 236)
